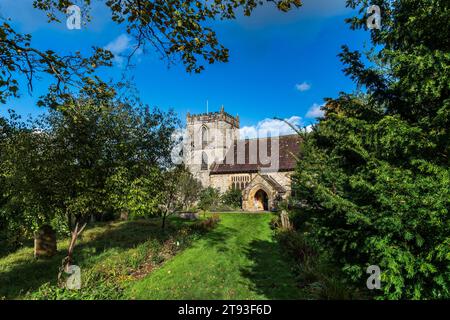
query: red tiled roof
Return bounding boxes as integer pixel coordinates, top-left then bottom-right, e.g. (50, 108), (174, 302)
(210, 134), (302, 174)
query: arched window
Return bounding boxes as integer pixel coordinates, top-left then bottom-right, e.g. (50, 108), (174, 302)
(201, 152), (208, 170)
(201, 126), (208, 149)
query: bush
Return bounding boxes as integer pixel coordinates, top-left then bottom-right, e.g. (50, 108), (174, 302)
(293, 119), (450, 299)
(198, 187), (221, 212)
(269, 215), (281, 230)
(192, 214), (220, 233)
(276, 229), (364, 299)
(276, 229), (317, 263)
(221, 188), (242, 209)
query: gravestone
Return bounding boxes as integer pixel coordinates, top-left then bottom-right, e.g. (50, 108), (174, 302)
(34, 225), (57, 258)
(280, 211), (292, 230)
(120, 211), (129, 221)
(179, 212), (199, 220)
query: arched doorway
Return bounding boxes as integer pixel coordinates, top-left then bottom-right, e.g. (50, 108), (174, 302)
(254, 189), (269, 211)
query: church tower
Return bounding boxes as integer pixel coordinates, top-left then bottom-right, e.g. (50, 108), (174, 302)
(185, 106), (240, 186)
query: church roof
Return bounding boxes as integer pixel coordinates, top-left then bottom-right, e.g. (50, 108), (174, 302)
(209, 134), (302, 174)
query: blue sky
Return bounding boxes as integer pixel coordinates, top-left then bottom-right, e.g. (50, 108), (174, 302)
(0, 0), (371, 135)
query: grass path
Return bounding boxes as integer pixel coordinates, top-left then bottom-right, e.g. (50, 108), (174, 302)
(126, 213), (302, 300)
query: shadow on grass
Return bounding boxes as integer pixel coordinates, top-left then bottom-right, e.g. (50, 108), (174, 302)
(199, 225), (239, 253)
(240, 239), (302, 300)
(0, 218), (189, 299)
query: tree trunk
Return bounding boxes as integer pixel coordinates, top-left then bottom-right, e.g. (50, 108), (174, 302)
(161, 212), (167, 230)
(58, 220), (87, 286)
(67, 212), (72, 232)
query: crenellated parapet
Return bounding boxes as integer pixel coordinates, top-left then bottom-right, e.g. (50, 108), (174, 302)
(187, 106), (240, 128)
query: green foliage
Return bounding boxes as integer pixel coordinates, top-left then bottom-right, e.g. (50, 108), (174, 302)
(1, 1), (303, 104)
(291, 0), (450, 299)
(0, 21), (112, 105)
(0, 87), (179, 248)
(127, 213), (304, 300)
(176, 169), (203, 211)
(220, 188), (242, 209)
(198, 187), (221, 212)
(0, 218), (206, 300)
(191, 214), (221, 233)
(107, 167), (165, 219)
(276, 229), (364, 299)
(32, 0), (302, 74)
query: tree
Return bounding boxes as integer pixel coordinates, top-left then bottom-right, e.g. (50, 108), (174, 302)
(1, 1), (302, 106)
(221, 187), (242, 209)
(107, 165), (201, 229)
(107, 166), (166, 221)
(291, 0), (450, 299)
(0, 21), (112, 106)
(0, 81), (179, 257)
(198, 187), (221, 213)
(33, 0), (303, 73)
(177, 168), (203, 211)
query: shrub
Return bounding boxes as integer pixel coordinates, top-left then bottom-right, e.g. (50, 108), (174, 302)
(276, 230), (317, 263)
(198, 187), (221, 212)
(288, 0), (450, 299)
(276, 229), (364, 299)
(192, 214), (220, 233)
(269, 215), (281, 230)
(221, 188), (242, 209)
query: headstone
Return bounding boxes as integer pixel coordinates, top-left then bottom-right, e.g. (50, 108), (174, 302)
(280, 211), (292, 230)
(179, 212), (199, 220)
(120, 211), (129, 221)
(34, 225), (57, 258)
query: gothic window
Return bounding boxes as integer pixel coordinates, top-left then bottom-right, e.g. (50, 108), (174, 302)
(201, 152), (208, 170)
(201, 126), (208, 149)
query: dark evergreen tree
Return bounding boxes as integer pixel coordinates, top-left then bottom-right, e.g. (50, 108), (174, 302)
(292, 0), (449, 299)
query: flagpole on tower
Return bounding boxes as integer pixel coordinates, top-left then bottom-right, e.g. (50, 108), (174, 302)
(206, 100), (209, 114)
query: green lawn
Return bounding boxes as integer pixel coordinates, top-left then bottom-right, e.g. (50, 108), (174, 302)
(1, 213), (303, 300)
(0, 217), (197, 299)
(126, 213), (303, 300)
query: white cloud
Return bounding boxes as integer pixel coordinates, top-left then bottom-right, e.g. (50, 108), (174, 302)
(105, 34), (131, 54)
(239, 116), (302, 139)
(305, 103), (325, 118)
(295, 82), (311, 92)
(104, 34), (142, 66)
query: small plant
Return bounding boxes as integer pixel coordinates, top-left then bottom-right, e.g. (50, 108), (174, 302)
(276, 230), (317, 263)
(269, 215), (281, 230)
(192, 214), (220, 233)
(276, 229), (364, 300)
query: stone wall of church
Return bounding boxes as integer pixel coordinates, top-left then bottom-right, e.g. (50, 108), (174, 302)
(266, 171), (293, 197)
(209, 173), (253, 193)
(184, 109), (239, 187)
(209, 171), (293, 197)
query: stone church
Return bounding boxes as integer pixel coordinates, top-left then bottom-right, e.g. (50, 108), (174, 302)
(184, 107), (301, 211)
